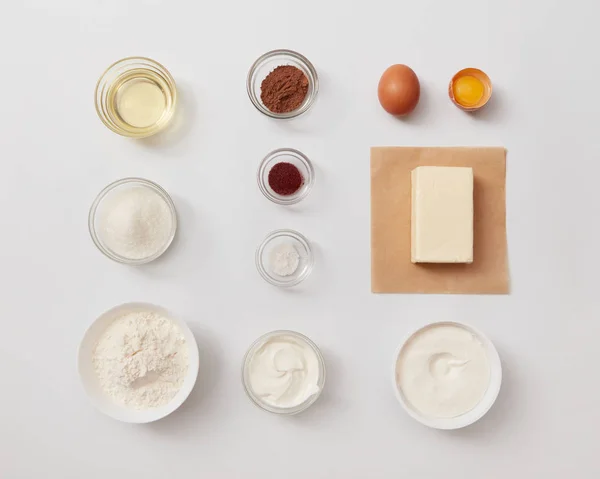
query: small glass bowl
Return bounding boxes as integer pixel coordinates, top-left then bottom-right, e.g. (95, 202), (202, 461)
(247, 49), (319, 119)
(258, 148), (315, 205)
(88, 178), (177, 265)
(95, 57), (177, 138)
(256, 229), (314, 287)
(242, 330), (326, 415)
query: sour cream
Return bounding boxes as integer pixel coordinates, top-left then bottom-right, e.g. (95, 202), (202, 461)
(244, 331), (324, 412)
(395, 323), (491, 419)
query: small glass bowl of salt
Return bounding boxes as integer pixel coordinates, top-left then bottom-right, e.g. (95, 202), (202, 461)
(88, 177), (177, 264)
(256, 229), (314, 287)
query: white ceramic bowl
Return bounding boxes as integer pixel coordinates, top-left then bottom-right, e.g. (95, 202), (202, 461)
(77, 302), (199, 423)
(392, 321), (502, 430)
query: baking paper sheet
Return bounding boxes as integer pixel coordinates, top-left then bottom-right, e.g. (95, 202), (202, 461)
(371, 147), (509, 294)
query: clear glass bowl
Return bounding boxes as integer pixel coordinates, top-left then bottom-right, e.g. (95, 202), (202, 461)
(95, 57), (177, 138)
(242, 330), (326, 415)
(257, 148), (315, 205)
(256, 229), (314, 287)
(247, 49), (319, 119)
(88, 178), (178, 265)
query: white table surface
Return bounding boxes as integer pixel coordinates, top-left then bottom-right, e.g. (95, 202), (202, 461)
(2, 0), (599, 477)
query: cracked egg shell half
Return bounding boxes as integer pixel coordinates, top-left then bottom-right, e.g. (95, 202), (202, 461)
(449, 68), (493, 112)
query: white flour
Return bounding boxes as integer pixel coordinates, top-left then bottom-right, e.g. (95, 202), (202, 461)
(92, 310), (189, 410)
(98, 185), (173, 260)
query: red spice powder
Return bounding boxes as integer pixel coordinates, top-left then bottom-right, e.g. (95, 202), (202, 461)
(268, 162), (303, 196)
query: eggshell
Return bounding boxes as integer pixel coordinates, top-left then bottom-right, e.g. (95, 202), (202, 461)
(449, 68), (493, 112)
(378, 64), (420, 116)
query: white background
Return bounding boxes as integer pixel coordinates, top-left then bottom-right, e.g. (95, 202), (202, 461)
(1, 0), (598, 477)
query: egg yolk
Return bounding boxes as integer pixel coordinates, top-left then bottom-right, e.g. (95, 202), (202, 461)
(453, 76), (484, 107)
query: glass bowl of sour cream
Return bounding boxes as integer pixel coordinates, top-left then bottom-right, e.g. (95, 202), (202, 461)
(242, 330), (326, 415)
(393, 321), (502, 430)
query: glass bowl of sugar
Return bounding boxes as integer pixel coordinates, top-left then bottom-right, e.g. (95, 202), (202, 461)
(256, 229), (314, 287)
(88, 178), (177, 265)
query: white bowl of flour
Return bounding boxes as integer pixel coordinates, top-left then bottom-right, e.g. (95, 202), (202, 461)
(78, 302), (199, 423)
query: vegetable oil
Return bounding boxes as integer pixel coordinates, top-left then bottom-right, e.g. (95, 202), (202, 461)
(95, 58), (177, 138)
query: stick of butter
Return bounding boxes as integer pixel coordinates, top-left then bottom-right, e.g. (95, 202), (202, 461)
(411, 166), (474, 263)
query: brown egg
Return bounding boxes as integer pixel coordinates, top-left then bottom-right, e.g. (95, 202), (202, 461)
(378, 64), (420, 116)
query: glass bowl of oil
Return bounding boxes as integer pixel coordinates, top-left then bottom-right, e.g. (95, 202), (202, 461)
(95, 57), (177, 138)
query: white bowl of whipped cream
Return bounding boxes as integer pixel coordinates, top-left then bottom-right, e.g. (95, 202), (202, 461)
(393, 321), (502, 429)
(242, 330), (326, 414)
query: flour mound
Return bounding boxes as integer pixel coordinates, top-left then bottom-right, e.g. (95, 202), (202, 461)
(92, 310), (189, 410)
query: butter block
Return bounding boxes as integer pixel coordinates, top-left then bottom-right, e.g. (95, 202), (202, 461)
(411, 166), (474, 263)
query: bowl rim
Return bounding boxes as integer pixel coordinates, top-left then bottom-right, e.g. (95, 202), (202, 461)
(392, 320), (502, 430)
(255, 229), (314, 287)
(88, 177), (178, 265)
(257, 148), (315, 205)
(246, 49), (319, 119)
(241, 329), (326, 415)
(77, 302), (200, 423)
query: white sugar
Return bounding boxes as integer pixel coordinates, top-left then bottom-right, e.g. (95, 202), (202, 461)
(98, 186), (173, 260)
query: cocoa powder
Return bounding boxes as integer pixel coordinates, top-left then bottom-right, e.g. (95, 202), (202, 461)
(260, 65), (309, 114)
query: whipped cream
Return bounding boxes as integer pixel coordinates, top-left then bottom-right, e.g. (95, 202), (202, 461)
(396, 323), (491, 418)
(246, 332), (322, 410)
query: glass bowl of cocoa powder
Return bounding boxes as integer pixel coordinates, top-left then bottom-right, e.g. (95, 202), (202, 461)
(247, 49), (318, 119)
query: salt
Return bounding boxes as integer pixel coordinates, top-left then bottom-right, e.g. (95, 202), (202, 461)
(269, 243), (300, 277)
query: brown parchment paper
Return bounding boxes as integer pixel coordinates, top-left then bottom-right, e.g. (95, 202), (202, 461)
(371, 147), (508, 294)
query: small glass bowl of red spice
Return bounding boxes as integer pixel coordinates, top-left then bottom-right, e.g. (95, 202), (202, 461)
(247, 49), (319, 119)
(258, 148), (315, 205)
